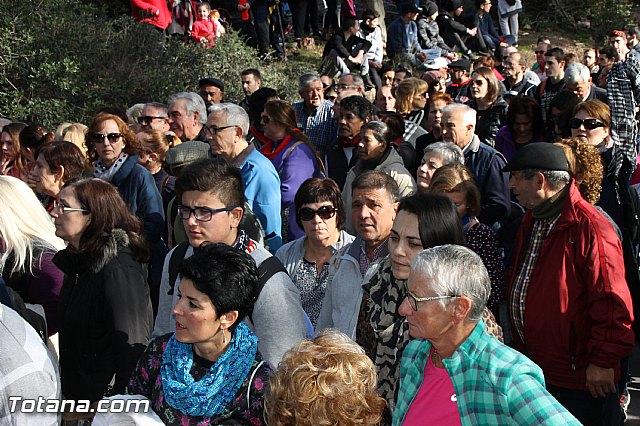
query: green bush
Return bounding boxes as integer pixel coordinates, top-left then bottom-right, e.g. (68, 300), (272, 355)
(0, 0), (318, 128)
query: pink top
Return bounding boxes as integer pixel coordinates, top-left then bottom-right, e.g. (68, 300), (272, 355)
(403, 350), (462, 426)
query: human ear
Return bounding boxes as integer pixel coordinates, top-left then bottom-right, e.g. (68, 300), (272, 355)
(219, 310), (239, 330)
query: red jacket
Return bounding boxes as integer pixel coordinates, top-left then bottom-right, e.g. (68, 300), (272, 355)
(507, 182), (634, 391)
(130, 0), (172, 30)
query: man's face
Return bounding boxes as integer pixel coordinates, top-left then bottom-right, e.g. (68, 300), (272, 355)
(168, 99), (199, 141)
(199, 84), (224, 108)
(609, 36), (629, 58)
(338, 108), (366, 139)
(450, 69), (468, 84)
(241, 74), (261, 97)
(393, 71), (407, 87)
(544, 56), (565, 80)
(508, 171), (543, 209)
(454, 6), (463, 15)
(441, 109), (473, 148)
(301, 80), (324, 108)
(503, 54), (524, 81)
(480, 0), (492, 12)
(205, 111), (240, 162)
(336, 75), (362, 98)
(140, 105), (170, 132)
(351, 186), (397, 247)
(180, 190), (243, 247)
(374, 86), (396, 111)
(535, 43), (548, 64)
(382, 70), (395, 87)
(582, 50), (597, 68)
(566, 78), (590, 99)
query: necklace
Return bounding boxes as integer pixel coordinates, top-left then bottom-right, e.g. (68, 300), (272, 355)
(431, 347), (445, 369)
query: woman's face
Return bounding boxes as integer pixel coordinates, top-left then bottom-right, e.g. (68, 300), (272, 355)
(443, 190), (468, 218)
(470, 73), (489, 100)
(428, 100), (447, 128)
(389, 210), (423, 280)
(513, 113), (533, 142)
(0, 131), (15, 163)
(433, 78), (447, 94)
(32, 155), (61, 197)
(92, 119), (125, 167)
(261, 112), (287, 141)
(299, 201), (339, 243)
(398, 273), (454, 340)
(172, 278), (228, 347)
(358, 129), (387, 162)
(417, 153), (444, 190)
(50, 186), (90, 249)
(571, 109), (609, 147)
(411, 89), (428, 111)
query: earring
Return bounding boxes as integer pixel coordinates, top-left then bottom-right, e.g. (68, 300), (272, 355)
(222, 328), (227, 344)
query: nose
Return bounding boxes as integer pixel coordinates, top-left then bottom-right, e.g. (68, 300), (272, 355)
(508, 175), (517, 189)
(398, 297), (412, 317)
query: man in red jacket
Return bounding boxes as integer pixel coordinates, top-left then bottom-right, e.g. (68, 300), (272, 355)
(504, 143), (634, 425)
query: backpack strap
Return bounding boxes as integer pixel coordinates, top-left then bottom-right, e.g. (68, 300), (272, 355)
(249, 256), (287, 323)
(167, 242), (190, 296)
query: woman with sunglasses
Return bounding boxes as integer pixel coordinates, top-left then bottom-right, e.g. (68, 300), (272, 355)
(466, 67), (508, 147)
(275, 178), (354, 329)
(364, 192), (502, 416)
(51, 179), (152, 420)
(259, 100), (324, 243)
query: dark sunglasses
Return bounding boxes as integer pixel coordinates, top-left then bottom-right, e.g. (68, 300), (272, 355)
(535, 50), (546, 54)
(90, 132), (122, 143)
(137, 115), (167, 125)
(569, 118), (606, 130)
(298, 205), (337, 221)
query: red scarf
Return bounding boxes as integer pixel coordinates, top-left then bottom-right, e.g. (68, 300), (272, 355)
(259, 135), (293, 161)
(249, 125), (270, 146)
(338, 135), (360, 148)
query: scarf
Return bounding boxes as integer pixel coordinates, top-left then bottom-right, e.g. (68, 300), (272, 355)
(161, 322), (258, 417)
(532, 184), (569, 219)
(93, 153), (128, 182)
(259, 135), (293, 161)
(338, 134), (360, 148)
(249, 125), (270, 148)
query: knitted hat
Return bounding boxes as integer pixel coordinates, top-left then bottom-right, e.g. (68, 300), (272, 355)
(445, 0), (463, 12)
(421, 1), (439, 16)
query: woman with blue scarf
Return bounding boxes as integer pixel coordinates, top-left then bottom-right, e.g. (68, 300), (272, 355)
(128, 243), (270, 425)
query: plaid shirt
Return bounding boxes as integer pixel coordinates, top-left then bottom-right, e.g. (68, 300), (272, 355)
(393, 320), (580, 426)
(292, 99), (337, 157)
(510, 214), (560, 344)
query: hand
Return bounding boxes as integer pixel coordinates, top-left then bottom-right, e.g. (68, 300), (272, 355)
(26, 170), (40, 189)
(585, 363), (617, 398)
(370, 61), (382, 69)
(468, 27), (477, 36)
(417, 51), (427, 61)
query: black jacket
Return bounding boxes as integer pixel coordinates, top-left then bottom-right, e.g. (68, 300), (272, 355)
(466, 97), (508, 147)
(326, 143), (359, 191)
(416, 16), (452, 52)
(437, 11), (468, 51)
(322, 31), (371, 60)
(53, 229), (152, 402)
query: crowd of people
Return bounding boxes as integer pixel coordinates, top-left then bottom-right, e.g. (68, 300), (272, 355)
(2, 1), (640, 425)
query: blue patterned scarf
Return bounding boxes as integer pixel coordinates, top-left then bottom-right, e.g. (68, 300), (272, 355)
(160, 322), (258, 417)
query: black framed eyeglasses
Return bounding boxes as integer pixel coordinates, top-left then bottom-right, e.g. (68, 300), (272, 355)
(90, 132), (122, 144)
(298, 205), (337, 221)
(137, 116), (167, 125)
(177, 205), (237, 222)
(53, 199), (91, 215)
(569, 118), (606, 130)
(404, 282), (459, 311)
(204, 125), (237, 136)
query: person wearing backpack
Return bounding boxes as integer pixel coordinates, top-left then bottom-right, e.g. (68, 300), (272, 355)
(152, 158), (307, 368)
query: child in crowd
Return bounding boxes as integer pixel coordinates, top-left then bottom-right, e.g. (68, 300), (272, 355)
(191, 2), (216, 46)
(211, 9), (226, 38)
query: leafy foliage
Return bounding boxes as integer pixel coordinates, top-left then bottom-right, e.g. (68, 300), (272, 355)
(0, 0), (317, 128)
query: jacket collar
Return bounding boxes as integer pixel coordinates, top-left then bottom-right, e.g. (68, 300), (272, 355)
(53, 229), (131, 275)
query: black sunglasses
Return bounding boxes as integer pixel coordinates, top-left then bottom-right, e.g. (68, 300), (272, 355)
(90, 132), (122, 143)
(138, 115), (167, 125)
(569, 118), (606, 130)
(298, 205), (337, 221)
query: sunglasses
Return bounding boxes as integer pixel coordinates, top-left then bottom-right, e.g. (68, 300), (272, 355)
(90, 132), (122, 144)
(137, 115), (166, 125)
(535, 50), (546, 54)
(298, 205), (337, 221)
(569, 118), (606, 130)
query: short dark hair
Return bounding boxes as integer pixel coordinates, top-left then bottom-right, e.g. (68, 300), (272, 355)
(398, 192), (465, 248)
(241, 68), (262, 80)
(19, 124), (54, 150)
(176, 157), (245, 210)
(340, 96), (375, 121)
(36, 141), (85, 185)
(341, 17), (358, 31)
(628, 27), (640, 39)
(376, 111), (405, 140)
(544, 47), (566, 64)
(351, 171), (400, 203)
(180, 243), (259, 332)
(362, 9), (380, 20)
(294, 178), (346, 229)
(599, 46), (619, 61)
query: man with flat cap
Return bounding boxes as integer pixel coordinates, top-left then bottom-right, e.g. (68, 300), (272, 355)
(199, 76), (225, 111)
(505, 143), (634, 425)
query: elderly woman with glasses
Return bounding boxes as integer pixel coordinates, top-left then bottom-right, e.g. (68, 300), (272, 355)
(276, 178), (354, 328)
(393, 245), (580, 426)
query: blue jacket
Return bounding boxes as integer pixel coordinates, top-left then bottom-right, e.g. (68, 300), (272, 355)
(111, 155), (165, 245)
(387, 17), (419, 59)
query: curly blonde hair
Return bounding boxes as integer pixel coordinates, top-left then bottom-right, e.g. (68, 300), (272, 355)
(265, 330), (386, 426)
(555, 138), (603, 204)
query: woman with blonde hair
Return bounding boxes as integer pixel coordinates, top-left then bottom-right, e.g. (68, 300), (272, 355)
(265, 329), (386, 426)
(0, 175), (65, 336)
(395, 77), (430, 130)
(55, 122), (89, 157)
(137, 129), (174, 209)
(466, 66), (508, 146)
(0, 122), (28, 179)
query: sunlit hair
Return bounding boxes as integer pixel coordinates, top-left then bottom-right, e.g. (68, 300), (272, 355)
(0, 122), (28, 173)
(395, 78), (429, 115)
(85, 112), (142, 163)
(471, 67), (500, 105)
(473, 56), (495, 71)
(55, 122), (89, 155)
(0, 176), (65, 276)
(265, 329), (386, 426)
(573, 99), (611, 128)
(139, 129), (170, 164)
(428, 92), (454, 114)
(429, 164), (482, 217)
(555, 138), (603, 205)
(36, 141), (85, 189)
(19, 124), (54, 151)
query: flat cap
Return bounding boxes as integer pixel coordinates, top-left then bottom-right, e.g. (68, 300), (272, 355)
(166, 141), (210, 168)
(503, 142), (569, 172)
(448, 58), (471, 71)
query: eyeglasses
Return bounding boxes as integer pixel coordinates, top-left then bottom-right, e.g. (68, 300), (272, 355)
(569, 118), (606, 130)
(535, 50), (546, 54)
(177, 205), (237, 222)
(53, 199), (91, 215)
(335, 83), (357, 92)
(298, 205), (338, 221)
(326, 95), (337, 102)
(204, 125), (237, 136)
(404, 282), (459, 311)
(261, 115), (271, 124)
(137, 116), (167, 125)
(90, 132), (122, 144)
